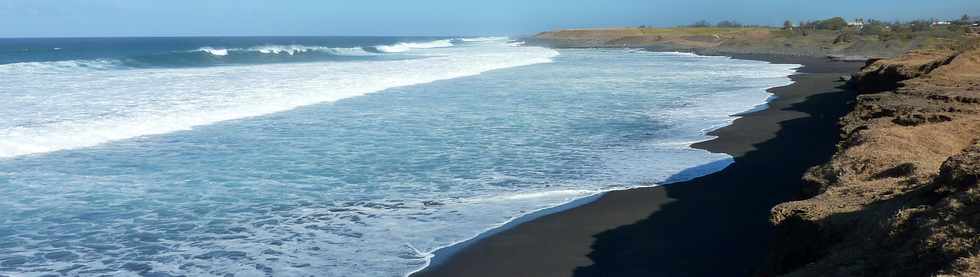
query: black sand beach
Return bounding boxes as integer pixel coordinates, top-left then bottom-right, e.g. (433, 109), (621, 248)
(413, 54), (864, 277)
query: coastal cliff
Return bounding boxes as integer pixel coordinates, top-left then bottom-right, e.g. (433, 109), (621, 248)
(536, 27), (980, 276)
(407, 28), (980, 277)
(763, 40), (980, 276)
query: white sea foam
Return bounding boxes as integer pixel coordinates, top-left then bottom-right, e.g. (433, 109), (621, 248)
(651, 51), (702, 57)
(374, 39), (455, 53)
(482, 189), (597, 201)
(0, 41), (558, 158)
(196, 47), (229, 56)
(248, 45), (375, 56)
(192, 45), (376, 56)
(0, 59), (122, 73)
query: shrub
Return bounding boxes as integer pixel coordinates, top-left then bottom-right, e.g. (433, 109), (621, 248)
(909, 20), (932, 32)
(861, 20), (889, 36)
(834, 32), (855, 44)
(816, 17), (848, 30)
(799, 17), (849, 30)
(880, 32), (896, 41)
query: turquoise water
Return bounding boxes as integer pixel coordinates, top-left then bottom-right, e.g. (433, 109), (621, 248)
(0, 38), (797, 276)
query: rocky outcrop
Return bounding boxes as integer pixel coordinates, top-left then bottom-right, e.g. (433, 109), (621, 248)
(938, 144), (980, 188)
(850, 50), (957, 92)
(762, 42), (980, 276)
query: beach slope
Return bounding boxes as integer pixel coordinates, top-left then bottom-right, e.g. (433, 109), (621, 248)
(413, 55), (864, 277)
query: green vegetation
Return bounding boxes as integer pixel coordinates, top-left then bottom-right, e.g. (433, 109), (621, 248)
(612, 16), (976, 56)
(800, 17), (848, 30)
(768, 16), (975, 55)
(566, 15), (977, 58)
(859, 20), (889, 36)
(680, 15), (977, 32)
(541, 15), (976, 58)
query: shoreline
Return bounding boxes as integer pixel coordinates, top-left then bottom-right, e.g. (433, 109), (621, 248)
(412, 52), (864, 277)
(405, 50), (797, 276)
(406, 50), (787, 277)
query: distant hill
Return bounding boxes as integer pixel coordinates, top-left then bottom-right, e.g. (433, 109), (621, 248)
(532, 26), (973, 58)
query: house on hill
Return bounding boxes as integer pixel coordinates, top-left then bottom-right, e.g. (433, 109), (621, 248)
(847, 20), (865, 30)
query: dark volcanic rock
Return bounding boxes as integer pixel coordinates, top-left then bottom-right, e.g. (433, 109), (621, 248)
(938, 143), (980, 189)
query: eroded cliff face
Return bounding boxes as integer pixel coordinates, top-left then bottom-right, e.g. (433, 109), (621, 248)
(764, 42), (980, 276)
(850, 50), (958, 92)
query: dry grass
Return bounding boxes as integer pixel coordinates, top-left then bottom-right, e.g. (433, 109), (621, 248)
(535, 26), (975, 58)
(768, 41), (980, 277)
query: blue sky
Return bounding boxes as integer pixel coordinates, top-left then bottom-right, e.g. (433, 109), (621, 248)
(2, 0), (979, 37)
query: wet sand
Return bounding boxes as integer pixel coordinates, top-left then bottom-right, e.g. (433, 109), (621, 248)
(412, 54), (864, 277)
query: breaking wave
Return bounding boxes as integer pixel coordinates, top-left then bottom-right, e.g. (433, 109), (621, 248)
(192, 45), (377, 57)
(0, 39), (513, 71)
(0, 38), (557, 158)
(372, 39), (455, 53)
(0, 59), (125, 73)
(195, 47), (229, 56)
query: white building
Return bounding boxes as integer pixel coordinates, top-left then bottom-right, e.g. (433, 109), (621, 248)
(847, 21), (865, 29)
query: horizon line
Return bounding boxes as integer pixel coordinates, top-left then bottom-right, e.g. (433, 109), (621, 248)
(0, 33), (527, 40)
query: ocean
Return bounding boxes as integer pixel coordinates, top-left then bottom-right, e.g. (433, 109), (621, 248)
(0, 37), (798, 276)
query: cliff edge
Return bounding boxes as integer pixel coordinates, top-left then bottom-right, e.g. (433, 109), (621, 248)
(763, 39), (980, 276)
